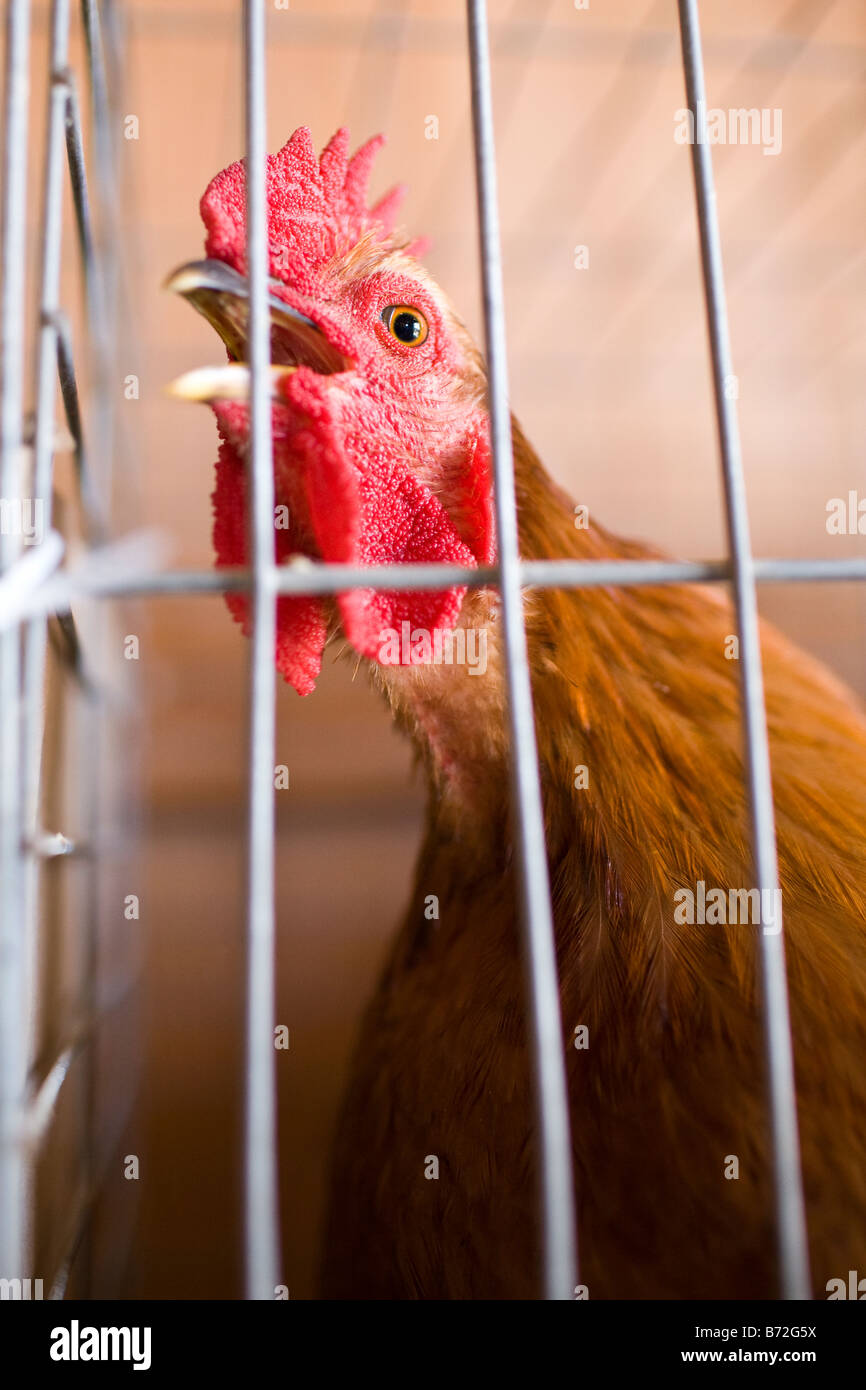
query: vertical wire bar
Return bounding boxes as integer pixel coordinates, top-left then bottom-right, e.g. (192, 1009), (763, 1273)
(466, 0), (578, 1301)
(53, 312), (105, 540)
(85, 0), (143, 1284)
(73, 1), (112, 1296)
(0, 0), (32, 1284)
(59, 82), (109, 542)
(80, 1), (110, 177)
(676, 0), (811, 1300)
(19, 0), (73, 1285)
(79, 0), (115, 503)
(26, 0), (70, 964)
(242, 0), (282, 1301)
(64, 79), (100, 333)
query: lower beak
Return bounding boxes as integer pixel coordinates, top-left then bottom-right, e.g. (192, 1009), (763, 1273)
(166, 362), (293, 404)
(165, 257), (351, 377)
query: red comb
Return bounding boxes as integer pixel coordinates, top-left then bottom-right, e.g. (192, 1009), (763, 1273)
(204, 129), (487, 697)
(200, 126), (407, 296)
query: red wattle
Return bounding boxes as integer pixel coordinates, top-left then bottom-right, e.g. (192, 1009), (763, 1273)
(282, 370), (478, 665)
(212, 440), (328, 696)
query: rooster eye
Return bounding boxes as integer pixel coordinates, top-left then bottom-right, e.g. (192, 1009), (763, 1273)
(382, 305), (428, 346)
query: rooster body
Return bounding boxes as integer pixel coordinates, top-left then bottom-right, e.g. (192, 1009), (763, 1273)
(171, 129), (866, 1300)
(323, 443), (866, 1299)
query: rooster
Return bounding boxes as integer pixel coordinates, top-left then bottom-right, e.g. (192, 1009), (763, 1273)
(169, 128), (866, 1300)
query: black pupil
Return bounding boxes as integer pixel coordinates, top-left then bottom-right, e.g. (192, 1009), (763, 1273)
(392, 310), (421, 343)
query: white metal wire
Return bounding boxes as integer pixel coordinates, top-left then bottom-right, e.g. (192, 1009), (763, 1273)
(242, 0), (282, 1303)
(677, 0), (811, 1301)
(4, 552), (866, 632)
(23, 0), (72, 1190)
(0, 0), (136, 1300)
(0, 0), (33, 1289)
(466, 0), (577, 1302)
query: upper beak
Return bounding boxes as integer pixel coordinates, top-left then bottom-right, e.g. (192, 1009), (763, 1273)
(165, 257), (352, 378)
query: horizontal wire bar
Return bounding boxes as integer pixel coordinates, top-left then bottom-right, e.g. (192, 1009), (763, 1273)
(4, 551), (866, 627)
(46, 1081), (139, 1301)
(18, 1045), (78, 1150)
(0, 533), (66, 629)
(19, 973), (136, 1154)
(0, 529), (165, 625)
(25, 830), (80, 859)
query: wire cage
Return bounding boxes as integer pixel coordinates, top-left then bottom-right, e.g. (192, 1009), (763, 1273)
(1, 0), (864, 1302)
(1, 0), (142, 1298)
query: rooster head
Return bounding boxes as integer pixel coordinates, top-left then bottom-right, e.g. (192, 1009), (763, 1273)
(168, 127), (495, 695)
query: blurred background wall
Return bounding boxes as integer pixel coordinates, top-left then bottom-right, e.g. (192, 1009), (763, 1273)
(19, 0), (866, 1298)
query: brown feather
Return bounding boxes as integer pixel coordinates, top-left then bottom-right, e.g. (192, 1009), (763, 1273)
(321, 419), (866, 1299)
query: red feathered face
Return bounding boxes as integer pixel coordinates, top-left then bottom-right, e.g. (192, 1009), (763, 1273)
(169, 127), (494, 695)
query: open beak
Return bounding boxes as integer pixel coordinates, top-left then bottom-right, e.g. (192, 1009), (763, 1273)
(165, 257), (351, 401)
(166, 362), (294, 403)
